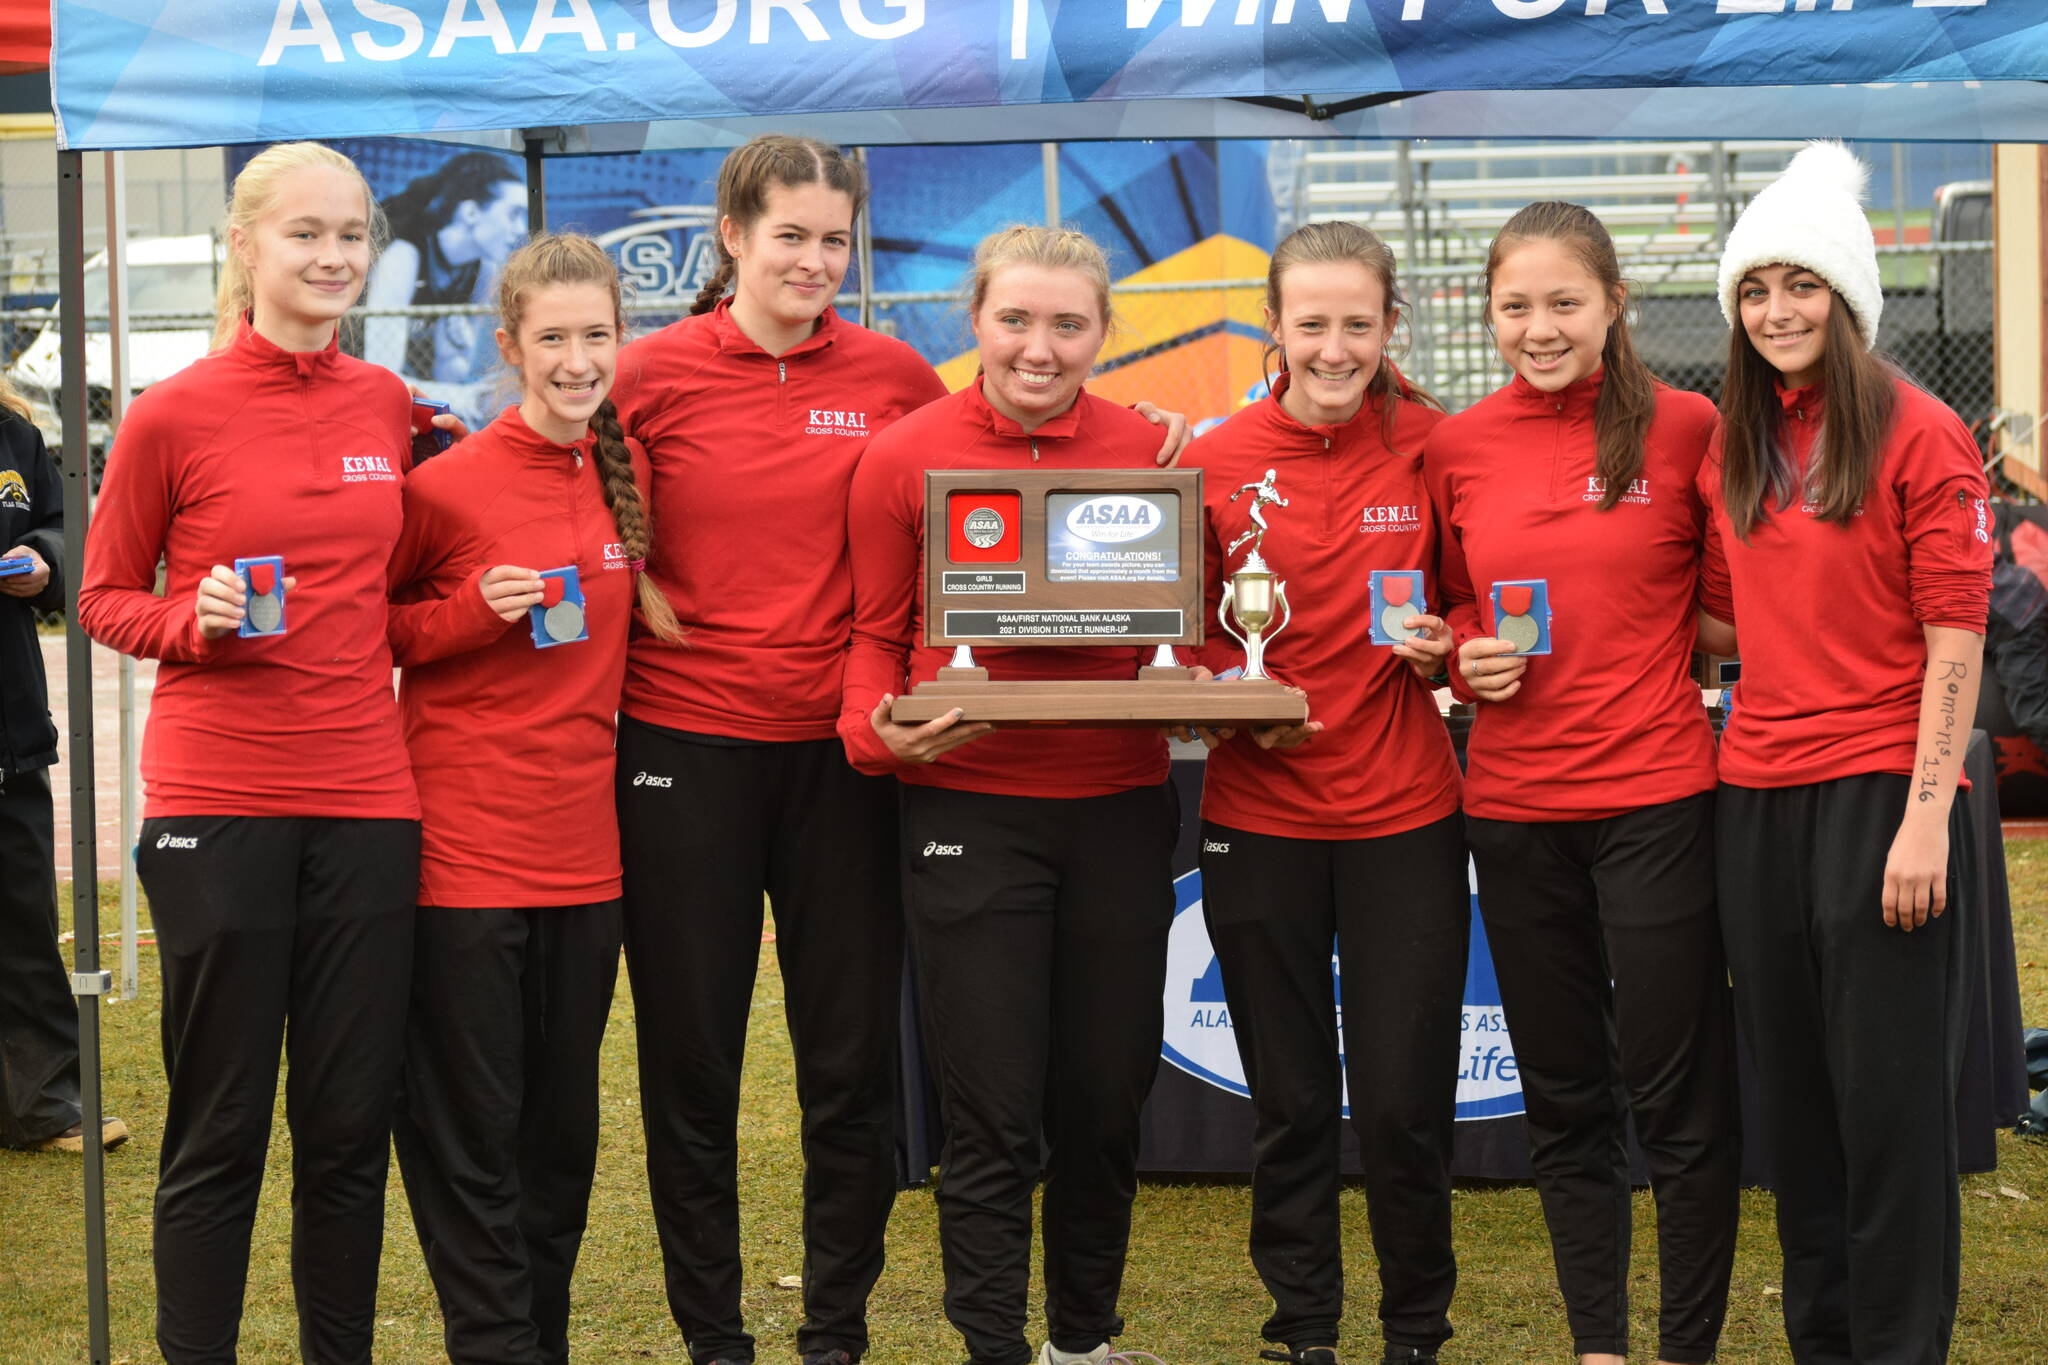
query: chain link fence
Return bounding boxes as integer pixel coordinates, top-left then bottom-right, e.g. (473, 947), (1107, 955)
(2, 249), (1994, 474)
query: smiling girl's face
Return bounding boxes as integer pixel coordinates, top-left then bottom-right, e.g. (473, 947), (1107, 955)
(971, 263), (1106, 432)
(1738, 263), (1834, 391)
(722, 180), (854, 337)
(1488, 236), (1619, 393)
(235, 164), (372, 347)
(1268, 258), (1390, 427)
(499, 282), (617, 446)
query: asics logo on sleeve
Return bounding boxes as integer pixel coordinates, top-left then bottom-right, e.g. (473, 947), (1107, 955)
(922, 842), (964, 857)
(631, 771), (673, 788)
(1202, 839), (1230, 853)
(155, 833), (199, 850)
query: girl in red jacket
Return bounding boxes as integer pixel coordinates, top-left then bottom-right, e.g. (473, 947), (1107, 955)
(609, 137), (1184, 1365)
(1701, 142), (1992, 1365)
(78, 141), (420, 1364)
(385, 232), (682, 1365)
(1423, 203), (1739, 1365)
(840, 225), (1174, 1365)
(1183, 221), (1463, 1365)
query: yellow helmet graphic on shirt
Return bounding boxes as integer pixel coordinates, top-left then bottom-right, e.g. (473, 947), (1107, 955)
(0, 470), (27, 504)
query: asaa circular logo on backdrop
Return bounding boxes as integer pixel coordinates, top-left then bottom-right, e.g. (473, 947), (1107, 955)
(1159, 866), (1525, 1121)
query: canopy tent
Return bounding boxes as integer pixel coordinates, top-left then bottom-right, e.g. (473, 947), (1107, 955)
(36, 4), (2048, 1363)
(49, 0), (2048, 151)
(0, 0), (44, 73)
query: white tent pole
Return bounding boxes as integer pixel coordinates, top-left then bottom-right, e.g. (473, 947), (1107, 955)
(1042, 142), (1060, 227)
(102, 151), (138, 1001)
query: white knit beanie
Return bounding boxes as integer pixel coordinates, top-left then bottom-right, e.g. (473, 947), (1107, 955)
(1717, 141), (1882, 349)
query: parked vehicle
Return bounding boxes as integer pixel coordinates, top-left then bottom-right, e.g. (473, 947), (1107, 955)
(3, 233), (218, 479)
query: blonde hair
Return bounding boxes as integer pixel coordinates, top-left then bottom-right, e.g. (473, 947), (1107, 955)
(0, 372), (30, 422)
(692, 135), (867, 316)
(967, 225), (1115, 333)
(497, 233), (685, 644)
(1264, 220), (1442, 446)
(212, 141), (384, 351)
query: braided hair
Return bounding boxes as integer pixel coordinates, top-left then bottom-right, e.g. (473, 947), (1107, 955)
(691, 135), (867, 317)
(498, 232), (684, 642)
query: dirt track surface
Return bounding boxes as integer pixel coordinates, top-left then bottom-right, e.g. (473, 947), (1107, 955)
(40, 633), (155, 882)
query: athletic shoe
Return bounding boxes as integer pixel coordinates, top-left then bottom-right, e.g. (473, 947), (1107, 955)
(26, 1117), (129, 1153)
(1038, 1345), (1109, 1365)
(1105, 1353), (1170, 1364)
(1258, 1349), (1338, 1365)
(802, 1352), (857, 1365)
(1380, 1348), (1438, 1364)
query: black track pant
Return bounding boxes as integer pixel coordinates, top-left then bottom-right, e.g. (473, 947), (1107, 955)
(1199, 814), (1467, 1356)
(1717, 775), (1972, 1365)
(617, 718), (903, 1365)
(901, 781), (1177, 1365)
(1466, 792), (1739, 1365)
(393, 900), (623, 1365)
(0, 764), (80, 1147)
(137, 814), (419, 1365)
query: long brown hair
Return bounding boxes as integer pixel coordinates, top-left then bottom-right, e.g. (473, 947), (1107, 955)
(691, 135), (867, 317)
(1263, 219), (1443, 448)
(1484, 202), (1659, 511)
(1719, 284), (1896, 540)
(213, 141), (385, 351)
(499, 233), (684, 642)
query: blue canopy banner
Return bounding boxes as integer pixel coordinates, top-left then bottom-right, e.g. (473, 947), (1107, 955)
(52, 0), (2048, 152)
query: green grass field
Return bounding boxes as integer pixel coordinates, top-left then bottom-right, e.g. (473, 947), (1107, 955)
(3, 858), (2044, 1365)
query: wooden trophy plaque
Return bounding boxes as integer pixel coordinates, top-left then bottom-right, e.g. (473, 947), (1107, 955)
(889, 468), (1308, 728)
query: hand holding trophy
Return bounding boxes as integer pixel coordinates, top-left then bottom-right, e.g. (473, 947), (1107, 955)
(889, 467), (1306, 728)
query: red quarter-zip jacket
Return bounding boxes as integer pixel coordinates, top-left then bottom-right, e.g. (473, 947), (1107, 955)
(612, 301), (947, 741)
(1698, 378), (1991, 788)
(1424, 371), (1718, 822)
(1187, 377), (1460, 839)
(840, 379), (1171, 798)
(387, 406), (650, 907)
(78, 319), (417, 820)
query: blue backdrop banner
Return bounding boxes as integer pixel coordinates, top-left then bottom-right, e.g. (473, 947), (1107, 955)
(53, 0), (2048, 151)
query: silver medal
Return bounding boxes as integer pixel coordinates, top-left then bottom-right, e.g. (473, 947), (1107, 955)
(1378, 603), (1418, 641)
(247, 591), (282, 634)
(1499, 612), (1540, 654)
(962, 507), (1005, 549)
(543, 600), (585, 643)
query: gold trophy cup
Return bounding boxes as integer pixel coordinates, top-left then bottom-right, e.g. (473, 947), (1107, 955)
(1218, 468), (1293, 682)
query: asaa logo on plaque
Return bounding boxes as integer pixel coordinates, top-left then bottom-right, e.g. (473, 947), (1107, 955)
(1159, 864), (1524, 1121)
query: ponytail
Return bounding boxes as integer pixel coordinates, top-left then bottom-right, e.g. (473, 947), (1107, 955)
(691, 255), (734, 317)
(591, 399), (685, 642)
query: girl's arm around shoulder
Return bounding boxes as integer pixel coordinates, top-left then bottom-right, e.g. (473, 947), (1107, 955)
(386, 448), (522, 667)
